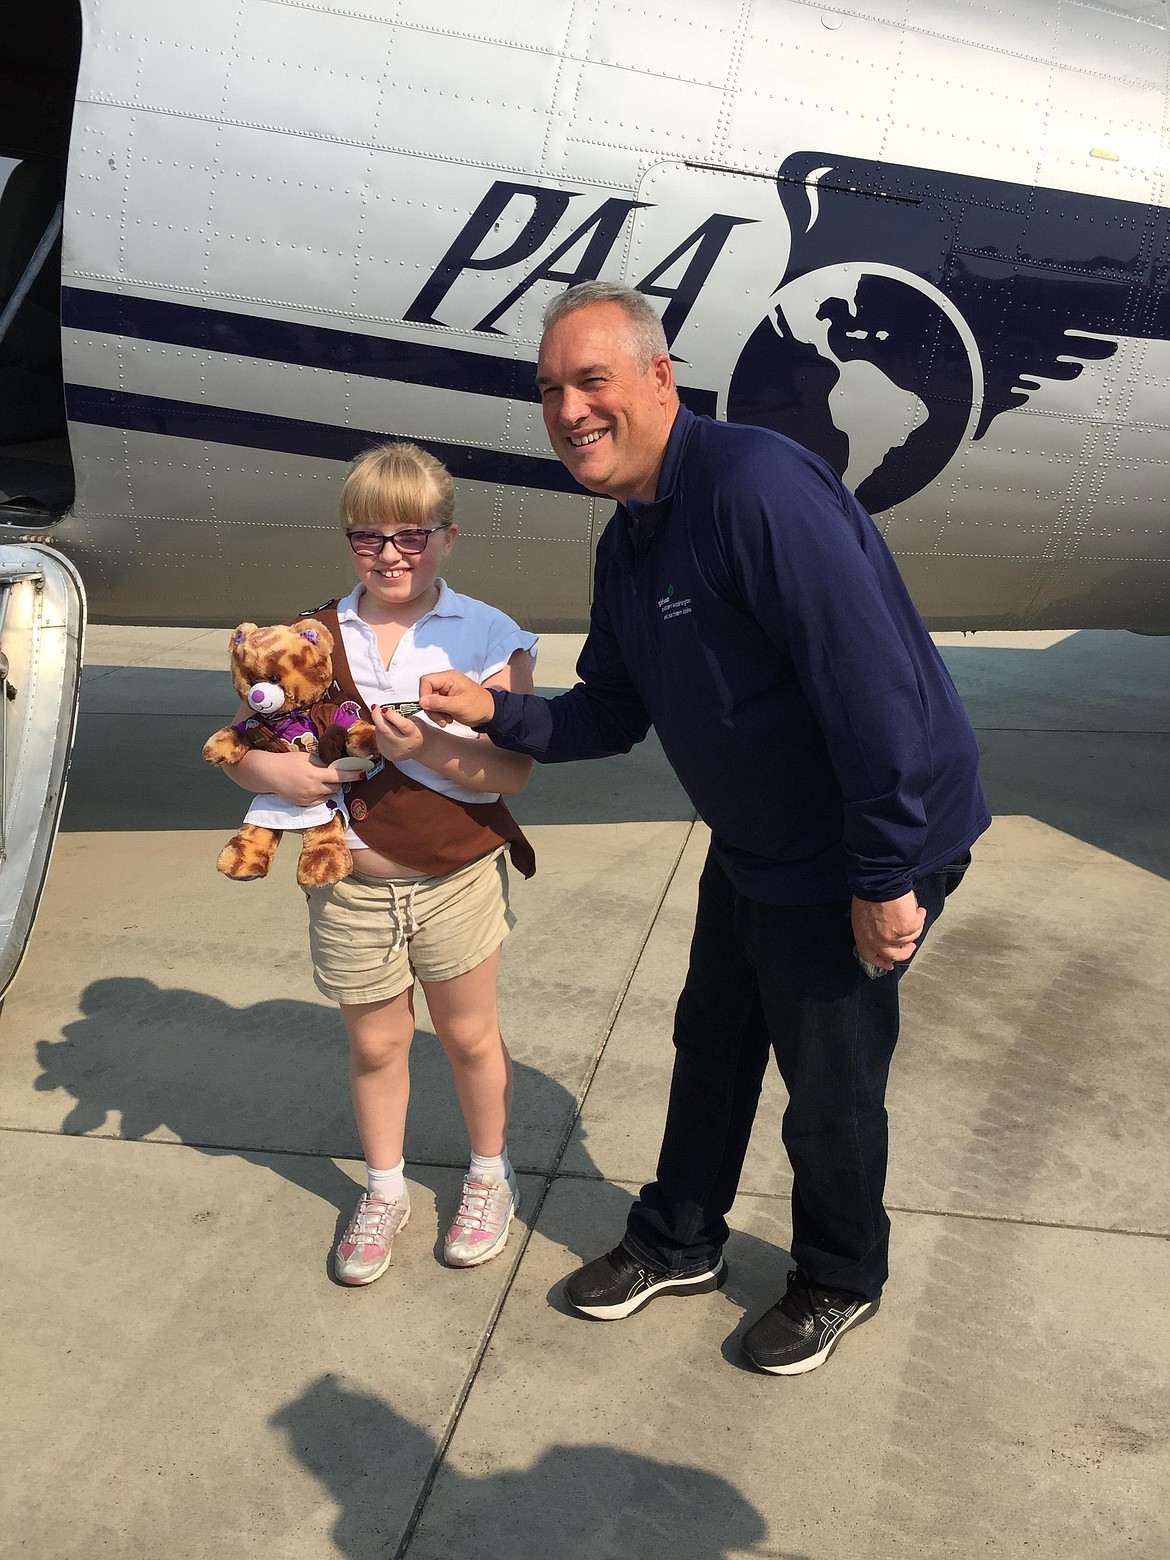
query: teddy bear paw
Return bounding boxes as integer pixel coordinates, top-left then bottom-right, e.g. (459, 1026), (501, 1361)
(216, 832), (274, 880)
(296, 843), (353, 888)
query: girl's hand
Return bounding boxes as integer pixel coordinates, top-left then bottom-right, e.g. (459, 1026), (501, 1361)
(371, 705), (427, 761)
(228, 748), (346, 805)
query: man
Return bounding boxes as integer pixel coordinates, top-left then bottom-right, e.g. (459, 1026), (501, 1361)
(421, 280), (990, 1375)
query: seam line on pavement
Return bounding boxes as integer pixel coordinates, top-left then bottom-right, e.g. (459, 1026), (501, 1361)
(393, 815), (698, 1560)
(0, 1124), (574, 1179)
(882, 1202), (1170, 1238)
(554, 1172), (1170, 1239)
(7, 1125), (1165, 1241)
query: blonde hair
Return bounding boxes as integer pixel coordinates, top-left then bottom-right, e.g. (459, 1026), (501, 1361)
(338, 441), (456, 532)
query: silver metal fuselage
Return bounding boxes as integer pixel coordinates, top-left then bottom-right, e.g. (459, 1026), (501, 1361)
(48, 0), (1170, 631)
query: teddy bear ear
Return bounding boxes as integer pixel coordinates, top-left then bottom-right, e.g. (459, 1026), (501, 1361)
(230, 622), (258, 648)
(295, 618), (334, 654)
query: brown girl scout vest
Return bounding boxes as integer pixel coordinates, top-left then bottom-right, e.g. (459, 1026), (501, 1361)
(315, 602), (536, 881)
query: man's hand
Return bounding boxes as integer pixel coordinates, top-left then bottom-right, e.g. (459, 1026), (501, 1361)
(851, 890), (926, 973)
(419, 669), (496, 729)
(371, 705), (427, 761)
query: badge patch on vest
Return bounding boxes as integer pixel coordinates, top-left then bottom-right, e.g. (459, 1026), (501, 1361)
(350, 798), (369, 821)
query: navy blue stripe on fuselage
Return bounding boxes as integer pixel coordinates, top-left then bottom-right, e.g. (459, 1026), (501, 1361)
(63, 383), (588, 495)
(62, 286), (543, 404)
(60, 287), (718, 415)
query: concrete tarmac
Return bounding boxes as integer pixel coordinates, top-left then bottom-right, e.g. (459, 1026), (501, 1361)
(1, 626), (1168, 1559)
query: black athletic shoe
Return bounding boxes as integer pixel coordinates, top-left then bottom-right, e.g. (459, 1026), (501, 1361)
(741, 1269), (879, 1375)
(564, 1242), (727, 1320)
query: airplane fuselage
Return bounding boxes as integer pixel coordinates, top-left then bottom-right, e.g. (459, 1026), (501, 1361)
(10, 0), (1170, 630)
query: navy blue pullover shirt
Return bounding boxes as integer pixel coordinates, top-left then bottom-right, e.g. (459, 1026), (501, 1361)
(487, 405), (990, 904)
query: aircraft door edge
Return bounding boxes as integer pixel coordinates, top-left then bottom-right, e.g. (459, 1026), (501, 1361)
(0, 542), (85, 1000)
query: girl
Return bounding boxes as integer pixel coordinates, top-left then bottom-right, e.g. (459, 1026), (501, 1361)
(226, 441), (536, 1285)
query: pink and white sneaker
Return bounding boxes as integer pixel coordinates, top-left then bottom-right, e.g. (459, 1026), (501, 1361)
(443, 1169), (520, 1267)
(334, 1193), (411, 1286)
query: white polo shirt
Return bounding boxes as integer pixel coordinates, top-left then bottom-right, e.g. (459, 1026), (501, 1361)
(334, 581), (538, 813)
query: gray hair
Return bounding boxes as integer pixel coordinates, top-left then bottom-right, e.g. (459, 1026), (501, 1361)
(541, 281), (668, 370)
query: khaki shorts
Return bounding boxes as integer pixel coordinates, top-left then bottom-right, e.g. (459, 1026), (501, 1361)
(306, 848), (514, 1005)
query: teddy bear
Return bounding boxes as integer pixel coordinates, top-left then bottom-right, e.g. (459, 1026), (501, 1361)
(202, 618), (381, 886)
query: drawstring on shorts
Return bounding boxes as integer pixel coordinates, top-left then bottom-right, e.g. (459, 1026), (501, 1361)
(384, 881), (420, 957)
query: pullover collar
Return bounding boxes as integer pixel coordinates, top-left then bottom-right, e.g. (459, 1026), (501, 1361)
(621, 403), (696, 537)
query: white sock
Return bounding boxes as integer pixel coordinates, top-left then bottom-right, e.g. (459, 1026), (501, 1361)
(469, 1150), (510, 1183)
(366, 1159), (406, 1201)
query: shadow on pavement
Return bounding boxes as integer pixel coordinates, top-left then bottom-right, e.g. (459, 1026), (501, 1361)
(938, 633), (1170, 879)
(32, 977), (606, 1263)
(64, 638), (1170, 881)
(59, 675), (694, 833)
(270, 1374), (802, 1560)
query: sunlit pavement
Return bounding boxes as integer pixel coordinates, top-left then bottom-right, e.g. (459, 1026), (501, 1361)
(1, 627), (1167, 1559)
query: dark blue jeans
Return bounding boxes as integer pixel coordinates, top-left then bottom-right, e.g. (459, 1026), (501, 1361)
(624, 847), (970, 1300)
